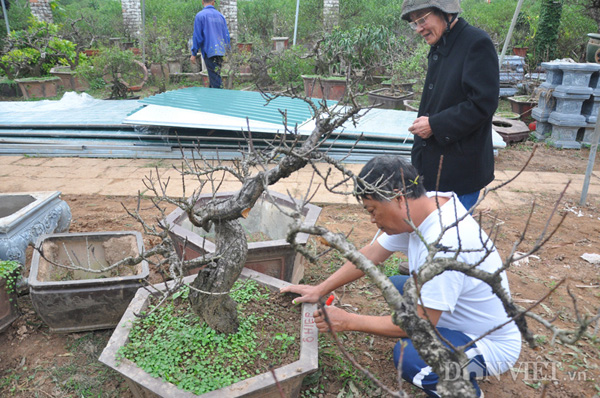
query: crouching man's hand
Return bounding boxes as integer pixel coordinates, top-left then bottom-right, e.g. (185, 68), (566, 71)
(314, 306), (353, 333)
(280, 284), (323, 305)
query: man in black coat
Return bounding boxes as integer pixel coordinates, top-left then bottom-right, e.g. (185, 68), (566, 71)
(403, 0), (499, 211)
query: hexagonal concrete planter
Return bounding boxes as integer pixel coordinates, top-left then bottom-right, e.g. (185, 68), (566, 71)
(29, 231), (149, 333)
(163, 191), (321, 284)
(99, 268), (319, 398)
(0, 191), (71, 264)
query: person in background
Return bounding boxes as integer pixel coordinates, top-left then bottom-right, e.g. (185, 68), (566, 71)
(403, 0), (499, 211)
(190, 0), (231, 88)
(281, 156), (521, 397)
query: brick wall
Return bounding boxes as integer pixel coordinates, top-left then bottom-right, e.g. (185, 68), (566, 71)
(28, 0), (53, 23)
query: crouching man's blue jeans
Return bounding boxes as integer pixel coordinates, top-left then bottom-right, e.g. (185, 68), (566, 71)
(389, 275), (487, 397)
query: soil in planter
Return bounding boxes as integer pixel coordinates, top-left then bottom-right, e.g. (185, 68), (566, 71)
(38, 235), (141, 281)
(117, 280), (301, 395)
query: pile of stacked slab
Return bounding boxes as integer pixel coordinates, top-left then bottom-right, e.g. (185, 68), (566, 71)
(532, 61), (600, 149)
(499, 55), (526, 97)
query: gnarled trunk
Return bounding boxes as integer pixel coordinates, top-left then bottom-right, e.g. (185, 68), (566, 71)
(188, 219), (247, 334)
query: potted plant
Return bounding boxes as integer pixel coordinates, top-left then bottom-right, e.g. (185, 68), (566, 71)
(28, 231), (149, 333)
(0, 260), (21, 333)
(1, 18), (89, 98)
(99, 268), (319, 397)
(507, 94), (538, 121)
(304, 25), (393, 101)
(368, 39), (427, 110)
(586, 33), (600, 63)
(511, 11), (535, 58)
(76, 45), (148, 99)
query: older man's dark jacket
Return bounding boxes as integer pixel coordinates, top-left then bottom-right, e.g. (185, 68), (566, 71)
(412, 18), (499, 196)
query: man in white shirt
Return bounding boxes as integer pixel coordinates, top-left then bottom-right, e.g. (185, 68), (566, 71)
(281, 155), (521, 397)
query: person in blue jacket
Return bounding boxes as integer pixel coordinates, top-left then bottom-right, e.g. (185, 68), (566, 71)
(403, 0), (499, 211)
(190, 0), (231, 88)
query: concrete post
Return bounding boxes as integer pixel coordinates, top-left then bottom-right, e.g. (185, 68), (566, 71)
(220, 0), (238, 43)
(323, 0), (339, 32)
(120, 0), (142, 39)
(28, 0), (53, 23)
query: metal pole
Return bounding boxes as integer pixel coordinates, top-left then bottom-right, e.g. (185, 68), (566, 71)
(498, 0), (525, 69)
(293, 0), (300, 46)
(1, 0), (10, 35)
(580, 114), (600, 205)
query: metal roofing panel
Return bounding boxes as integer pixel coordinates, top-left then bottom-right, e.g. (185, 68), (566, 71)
(123, 104), (289, 134)
(138, 87), (330, 126)
(0, 95), (142, 128)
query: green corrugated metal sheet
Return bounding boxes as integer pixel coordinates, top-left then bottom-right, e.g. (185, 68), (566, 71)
(139, 87), (334, 126)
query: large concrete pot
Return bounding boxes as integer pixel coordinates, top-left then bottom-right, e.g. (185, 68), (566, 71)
(0, 191), (71, 264)
(49, 66), (90, 91)
(367, 87), (414, 110)
(29, 231), (149, 333)
(14, 76), (62, 99)
(302, 75), (347, 101)
(99, 268), (319, 398)
(163, 191), (321, 284)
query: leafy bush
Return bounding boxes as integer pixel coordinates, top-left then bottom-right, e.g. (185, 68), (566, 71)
(321, 25), (393, 78)
(238, 0), (323, 45)
(462, 0), (595, 63)
(0, 260), (21, 298)
(389, 39), (429, 88)
(0, 18), (85, 78)
(0, 0), (33, 48)
(76, 45), (144, 98)
(53, 0), (125, 43)
(269, 45), (315, 88)
(340, 0), (409, 34)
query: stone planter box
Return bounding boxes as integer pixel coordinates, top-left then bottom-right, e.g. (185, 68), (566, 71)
(367, 88), (414, 110)
(404, 99), (419, 112)
(99, 268), (319, 398)
(302, 75), (347, 101)
(29, 231), (149, 333)
(162, 190), (321, 284)
(0, 192), (71, 264)
(49, 66), (89, 91)
(14, 77), (61, 99)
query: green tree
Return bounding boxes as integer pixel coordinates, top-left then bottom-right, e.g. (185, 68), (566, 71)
(532, 0), (562, 64)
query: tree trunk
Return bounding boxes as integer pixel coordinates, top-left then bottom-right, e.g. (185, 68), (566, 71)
(188, 219), (248, 334)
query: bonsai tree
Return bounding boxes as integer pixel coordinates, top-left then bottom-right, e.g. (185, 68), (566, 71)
(319, 25), (393, 80)
(76, 44), (147, 99)
(386, 39), (428, 95)
(0, 17), (87, 79)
